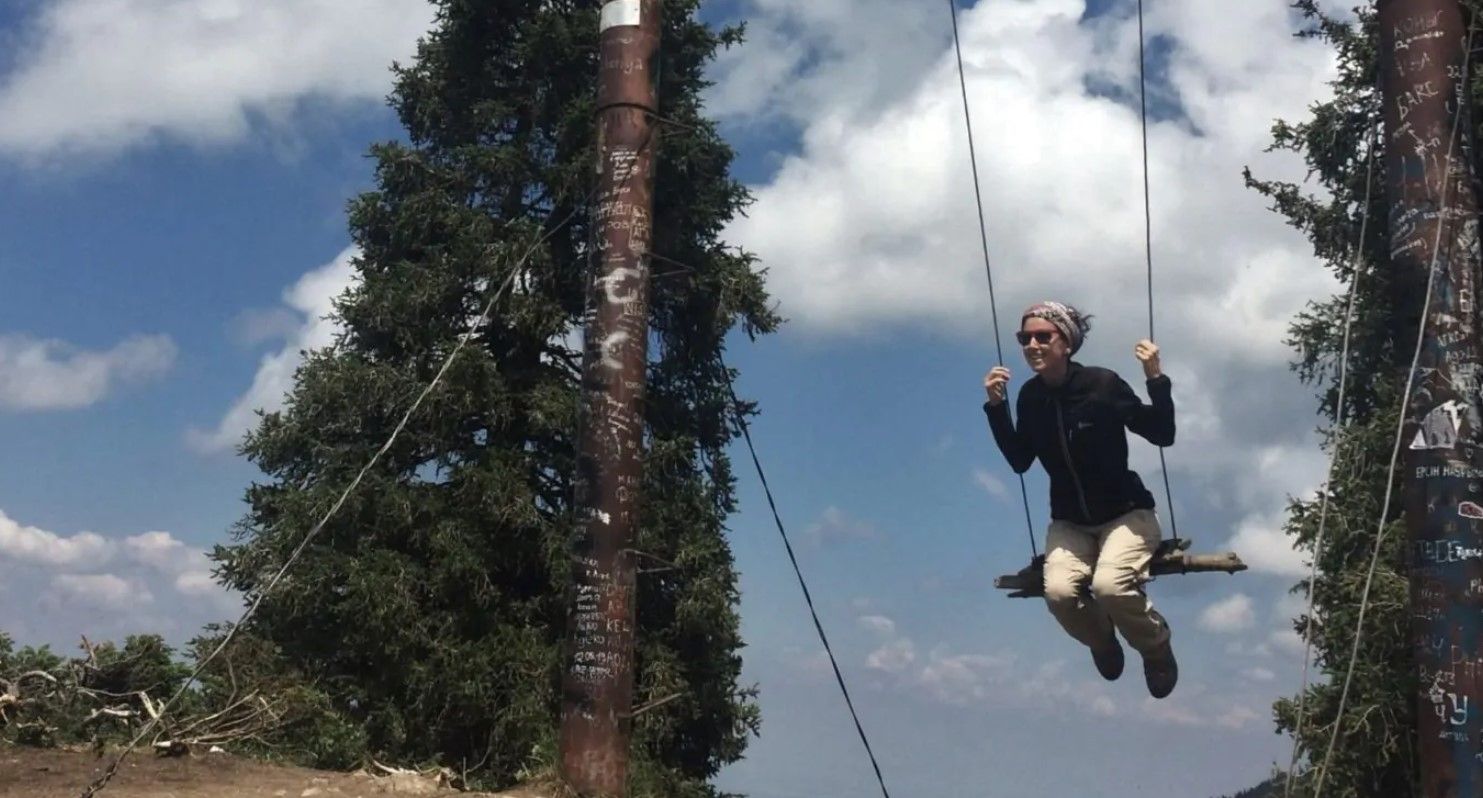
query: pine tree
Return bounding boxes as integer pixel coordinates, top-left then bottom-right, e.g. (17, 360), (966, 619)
(1245, 2), (1483, 794)
(213, 1), (777, 791)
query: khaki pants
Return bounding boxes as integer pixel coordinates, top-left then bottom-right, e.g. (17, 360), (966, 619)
(1042, 508), (1171, 655)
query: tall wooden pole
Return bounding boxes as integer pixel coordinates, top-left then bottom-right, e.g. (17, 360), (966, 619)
(1381, 1), (1483, 794)
(559, 1), (660, 794)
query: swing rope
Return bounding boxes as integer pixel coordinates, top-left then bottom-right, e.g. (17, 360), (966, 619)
(946, 0), (1038, 558)
(1135, 0), (1179, 539)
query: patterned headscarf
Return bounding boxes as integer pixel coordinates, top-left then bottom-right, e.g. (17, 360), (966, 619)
(1021, 301), (1090, 354)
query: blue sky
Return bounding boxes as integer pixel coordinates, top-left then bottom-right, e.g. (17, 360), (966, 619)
(0, 1), (1352, 796)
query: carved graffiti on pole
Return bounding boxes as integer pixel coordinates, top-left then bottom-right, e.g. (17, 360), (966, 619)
(1412, 400), (1466, 450)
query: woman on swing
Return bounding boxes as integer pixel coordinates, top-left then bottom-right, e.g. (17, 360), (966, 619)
(983, 301), (1178, 699)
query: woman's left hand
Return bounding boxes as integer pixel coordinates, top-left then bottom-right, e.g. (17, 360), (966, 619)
(1134, 339), (1162, 380)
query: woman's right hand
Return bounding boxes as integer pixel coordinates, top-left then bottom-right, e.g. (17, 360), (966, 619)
(984, 366), (1011, 406)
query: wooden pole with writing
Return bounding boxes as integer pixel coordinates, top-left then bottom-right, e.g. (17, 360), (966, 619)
(558, 1), (660, 794)
(1380, 1), (1483, 794)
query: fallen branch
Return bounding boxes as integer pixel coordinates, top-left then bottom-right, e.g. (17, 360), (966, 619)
(0, 671), (60, 724)
(367, 759), (461, 791)
(145, 689), (285, 756)
(82, 707), (139, 726)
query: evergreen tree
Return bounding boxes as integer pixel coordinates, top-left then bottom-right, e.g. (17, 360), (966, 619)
(1246, 2), (1483, 794)
(213, 1), (777, 792)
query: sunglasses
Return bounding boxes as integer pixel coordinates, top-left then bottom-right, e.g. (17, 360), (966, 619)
(1015, 330), (1059, 346)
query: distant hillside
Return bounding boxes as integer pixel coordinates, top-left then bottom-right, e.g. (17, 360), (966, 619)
(1215, 777), (1279, 798)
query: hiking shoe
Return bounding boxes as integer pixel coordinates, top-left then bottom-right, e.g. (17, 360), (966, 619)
(1090, 631), (1124, 681)
(1143, 641), (1178, 699)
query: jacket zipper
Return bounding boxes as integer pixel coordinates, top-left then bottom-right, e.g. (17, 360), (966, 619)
(1054, 397), (1093, 522)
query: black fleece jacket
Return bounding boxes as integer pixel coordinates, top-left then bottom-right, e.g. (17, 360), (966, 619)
(985, 361), (1175, 526)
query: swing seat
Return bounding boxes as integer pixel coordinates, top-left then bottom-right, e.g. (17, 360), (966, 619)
(992, 537), (1247, 599)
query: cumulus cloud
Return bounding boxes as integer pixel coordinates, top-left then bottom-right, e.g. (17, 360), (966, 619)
(864, 626), (1117, 720)
(174, 570), (224, 598)
(0, 0), (434, 159)
(1242, 666), (1276, 683)
(0, 334), (176, 411)
(724, 2), (1336, 339)
(863, 620), (1282, 728)
(916, 649), (1016, 707)
(1021, 659), (1119, 718)
(0, 510), (238, 648)
(123, 530), (197, 572)
(972, 468), (1010, 502)
(707, 0), (947, 126)
(866, 639), (917, 674)
(124, 533), (238, 613)
(857, 615), (897, 636)
(228, 307), (303, 347)
(45, 573), (151, 610)
(0, 509), (113, 567)
(1216, 704), (1265, 730)
(1199, 593), (1257, 633)
(1225, 512), (1307, 578)
(1269, 628), (1307, 657)
(1138, 694), (1207, 728)
(782, 646), (832, 679)
(805, 506), (880, 547)
(188, 248), (357, 453)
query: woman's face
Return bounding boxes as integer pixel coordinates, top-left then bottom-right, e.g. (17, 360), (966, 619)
(1019, 317), (1070, 375)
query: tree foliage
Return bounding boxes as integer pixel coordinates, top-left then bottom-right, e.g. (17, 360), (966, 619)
(213, 1), (777, 792)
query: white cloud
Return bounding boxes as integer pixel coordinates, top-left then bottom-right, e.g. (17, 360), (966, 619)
(0, 334), (176, 411)
(188, 248), (357, 453)
(1269, 628), (1307, 657)
(972, 468), (1010, 502)
(1138, 695), (1202, 727)
(0, 509), (239, 648)
(1020, 659), (1119, 719)
(46, 573), (151, 610)
(1241, 666), (1276, 683)
(128, 533), (240, 615)
(857, 615), (896, 636)
(866, 638), (917, 674)
(228, 307), (303, 347)
(804, 506), (879, 547)
(124, 530), (196, 572)
(124, 531), (233, 611)
(0, 509), (113, 567)
(870, 627), (1268, 729)
(1137, 689), (1265, 730)
(782, 646), (832, 679)
(1217, 704), (1264, 730)
(0, 0), (434, 159)
(1273, 589), (1311, 623)
(174, 570), (222, 598)
(916, 649), (1014, 706)
(1199, 593), (1256, 633)
(897, 644), (1118, 719)
(1225, 512), (1307, 577)
(707, 0), (947, 126)
(725, 2), (1337, 340)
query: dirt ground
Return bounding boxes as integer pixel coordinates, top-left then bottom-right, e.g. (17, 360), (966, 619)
(0, 747), (551, 798)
